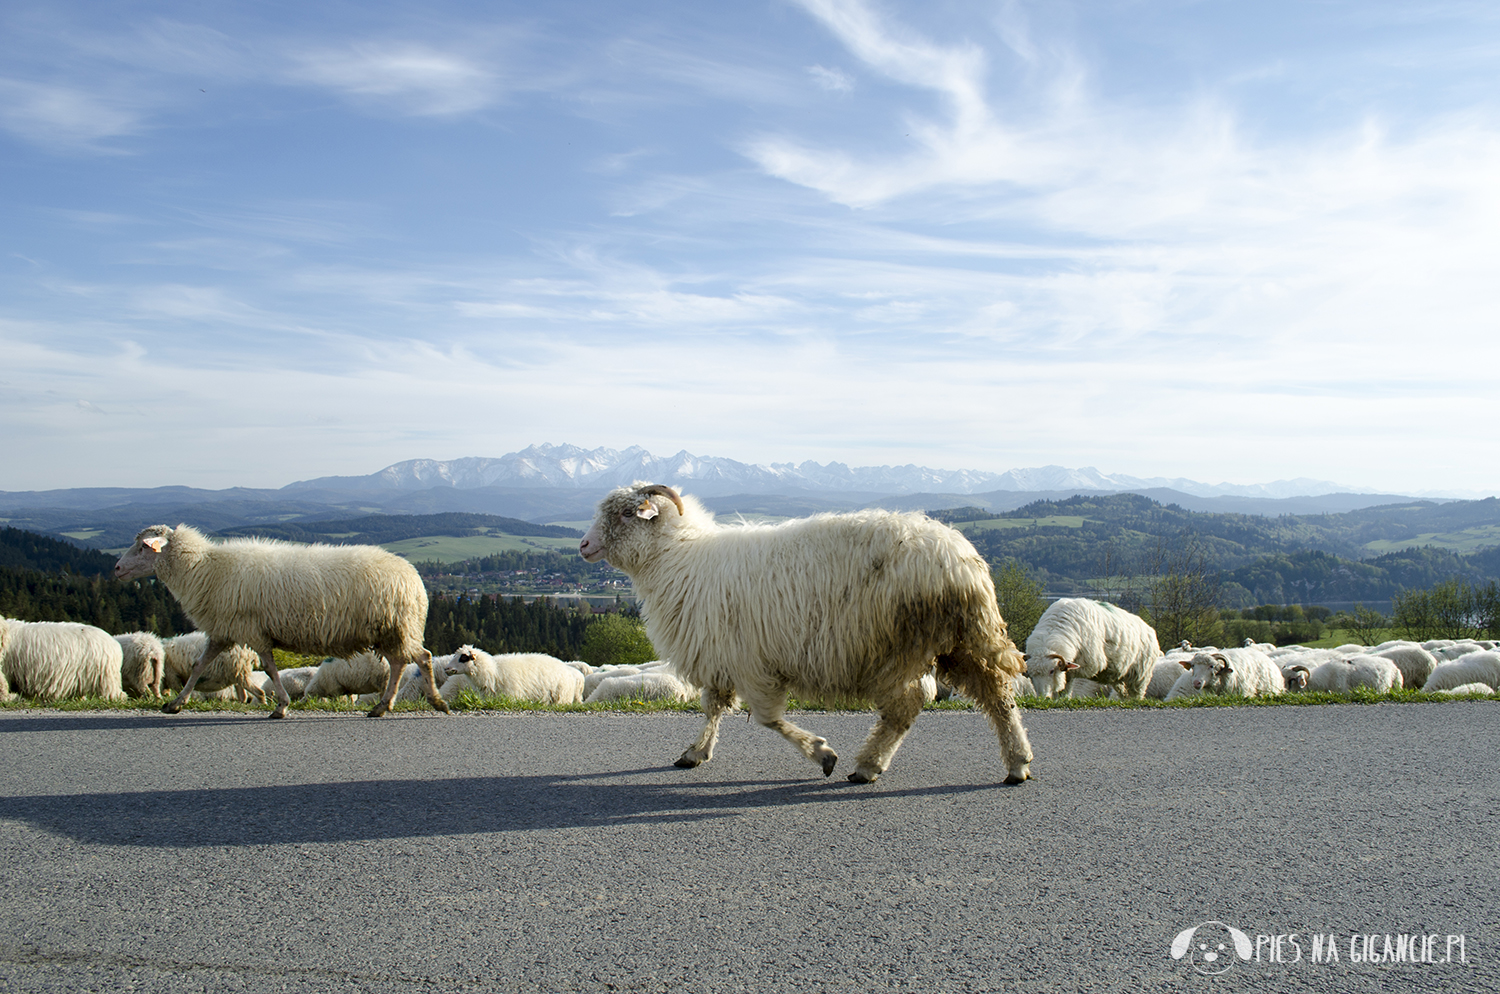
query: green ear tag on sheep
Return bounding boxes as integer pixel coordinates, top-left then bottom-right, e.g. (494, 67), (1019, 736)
(636, 501), (659, 520)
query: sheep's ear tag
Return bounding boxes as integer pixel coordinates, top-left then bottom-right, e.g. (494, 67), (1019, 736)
(143, 536), (168, 552)
(635, 500), (659, 520)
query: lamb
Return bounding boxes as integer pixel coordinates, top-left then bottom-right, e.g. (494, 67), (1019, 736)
(114, 631), (165, 697)
(160, 633), (266, 704)
(438, 645), (585, 704)
(1174, 648), (1286, 699)
(0, 619), (126, 701)
(579, 483), (1034, 784)
(1023, 598), (1160, 700)
(1421, 651), (1500, 693)
(114, 524), (446, 719)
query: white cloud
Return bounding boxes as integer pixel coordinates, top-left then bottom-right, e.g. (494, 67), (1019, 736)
(0, 77), (141, 151)
(286, 43), (498, 116)
(807, 64), (853, 93)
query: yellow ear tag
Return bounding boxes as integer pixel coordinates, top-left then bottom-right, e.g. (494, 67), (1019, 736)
(636, 501), (659, 520)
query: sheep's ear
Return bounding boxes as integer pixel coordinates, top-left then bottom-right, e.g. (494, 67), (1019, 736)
(635, 500), (659, 520)
(1178, 659), (1191, 669)
(143, 536), (168, 553)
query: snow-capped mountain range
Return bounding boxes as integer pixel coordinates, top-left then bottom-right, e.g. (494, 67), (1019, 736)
(286, 443), (1379, 501)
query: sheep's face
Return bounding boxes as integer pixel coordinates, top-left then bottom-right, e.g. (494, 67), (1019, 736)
(1188, 652), (1231, 692)
(115, 525), (174, 581)
(1282, 665), (1310, 691)
(450, 646), (480, 674)
(1022, 652), (1076, 699)
(580, 484), (685, 571)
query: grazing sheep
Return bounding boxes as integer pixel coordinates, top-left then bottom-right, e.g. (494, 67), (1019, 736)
(160, 633), (266, 704)
(1370, 642), (1437, 692)
(114, 524), (446, 719)
(302, 651), (391, 699)
(1422, 651), (1500, 693)
(1431, 642), (1485, 662)
(0, 619), (126, 701)
(114, 631), (165, 698)
(579, 483), (1034, 784)
(1176, 649), (1286, 699)
(585, 670), (696, 704)
(440, 645), (585, 704)
(1023, 598), (1160, 700)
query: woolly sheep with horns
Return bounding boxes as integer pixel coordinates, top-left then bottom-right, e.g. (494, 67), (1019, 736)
(114, 524), (448, 719)
(579, 483), (1034, 784)
(1023, 597), (1160, 699)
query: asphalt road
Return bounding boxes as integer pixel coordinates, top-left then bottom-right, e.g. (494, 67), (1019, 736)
(0, 702), (1496, 993)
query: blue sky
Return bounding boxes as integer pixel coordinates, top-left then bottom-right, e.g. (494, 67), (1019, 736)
(3, 0), (1498, 494)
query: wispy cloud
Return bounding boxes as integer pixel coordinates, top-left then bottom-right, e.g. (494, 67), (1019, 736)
(0, 78), (141, 151)
(285, 42), (499, 116)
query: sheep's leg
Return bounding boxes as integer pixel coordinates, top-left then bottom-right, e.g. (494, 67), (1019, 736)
(162, 636), (233, 714)
(367, 656), (404, 718)
(741, 689), (839, 777)
(413, 649), (450, 714)
(938, 650), (1034, 784)
(849, 679), (927, 784)
(258, 652), (290, 718)
(675, 686), (738, 768)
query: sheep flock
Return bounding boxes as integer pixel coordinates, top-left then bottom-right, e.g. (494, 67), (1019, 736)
(0, 490), (1495, 784)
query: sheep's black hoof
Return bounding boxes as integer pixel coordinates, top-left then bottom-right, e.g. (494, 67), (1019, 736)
(847, 769), (877, 784)
(161, 702), (182, 714)
(367, 702), (389, 718)
(1002, 772), (1030, 785)
(821, 755), (839, 777)
(432, 699), (451, 714)
(268, 708), (287, 720)
(674, 755), (702, 769)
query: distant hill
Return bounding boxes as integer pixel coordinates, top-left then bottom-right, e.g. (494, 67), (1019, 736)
(0, 526), (116, 576)
(216, 512), (582, 545)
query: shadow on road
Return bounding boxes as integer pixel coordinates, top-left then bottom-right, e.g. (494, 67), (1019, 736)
(0, 769), (1006, 846)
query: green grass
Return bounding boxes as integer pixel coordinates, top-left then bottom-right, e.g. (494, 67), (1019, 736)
(955, 516), (1088, 534)
(6, 687), (1494, 714)
(381, 534), (581, 561)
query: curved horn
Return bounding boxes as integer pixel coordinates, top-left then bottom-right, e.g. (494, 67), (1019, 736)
(638, 484), (684, 517)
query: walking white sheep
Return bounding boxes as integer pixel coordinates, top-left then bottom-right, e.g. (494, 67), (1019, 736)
(1023, 598), (1160, 700)
(579, 483), (1034, 784)
(114, 524), (447, 719)
(0, 619), (125, 701)
(114, 631), (165, 697)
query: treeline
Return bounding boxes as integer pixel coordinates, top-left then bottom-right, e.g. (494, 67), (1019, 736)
(219, 512), (581, 544)
(0, 567), (192, 636)
(424, 594), (598, 657)
(1, 526), (116, 576)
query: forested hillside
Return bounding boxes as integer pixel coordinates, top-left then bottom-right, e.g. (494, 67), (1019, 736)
(218, 512), (581, 543)
(936, 494), (1500, 605)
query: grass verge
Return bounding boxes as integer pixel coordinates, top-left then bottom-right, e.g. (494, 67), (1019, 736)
(2, 687), (1494, 714)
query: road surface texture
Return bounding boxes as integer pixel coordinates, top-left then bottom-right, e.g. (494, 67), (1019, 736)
(0, 702), (1495, 993)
